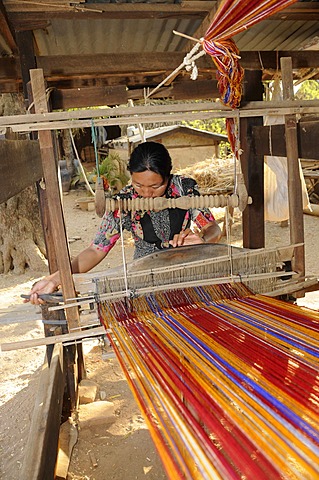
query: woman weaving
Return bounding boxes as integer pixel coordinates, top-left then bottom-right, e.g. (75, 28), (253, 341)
(28, 141), (221, 304)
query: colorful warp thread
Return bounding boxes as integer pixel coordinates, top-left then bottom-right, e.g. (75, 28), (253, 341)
(98, 283), (319, 480)
(202, 0), (299, 156)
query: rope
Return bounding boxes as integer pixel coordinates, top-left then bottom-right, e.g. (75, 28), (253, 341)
(146, 42), (206, 99)
(69, 129), (95, 196)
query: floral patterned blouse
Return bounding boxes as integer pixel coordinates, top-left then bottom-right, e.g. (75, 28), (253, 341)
(92, 174), (215, 259)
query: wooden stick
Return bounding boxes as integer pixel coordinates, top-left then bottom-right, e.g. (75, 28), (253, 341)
(2, 100), (319, 131)
(173, 30), (202, 43)
(0, 326), (106, 352)
(4, 106), (319, 133)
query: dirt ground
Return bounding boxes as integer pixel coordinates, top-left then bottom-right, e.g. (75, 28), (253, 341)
(1, 188), (319, 480)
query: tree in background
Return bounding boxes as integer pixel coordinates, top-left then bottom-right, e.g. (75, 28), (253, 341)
(295, 79), (319, 101)
(0, 94), (47, 274)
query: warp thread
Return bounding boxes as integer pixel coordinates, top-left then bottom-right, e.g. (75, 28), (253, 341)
(98, 283), (319, 479)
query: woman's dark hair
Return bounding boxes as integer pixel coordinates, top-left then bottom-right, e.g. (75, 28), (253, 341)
(128, 141), (172, 180)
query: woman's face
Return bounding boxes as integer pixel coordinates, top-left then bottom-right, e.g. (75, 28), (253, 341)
(131, 170), (168, 198)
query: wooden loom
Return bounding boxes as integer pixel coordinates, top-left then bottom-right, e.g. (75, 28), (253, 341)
(73, 186), (318, 303)
(7, 61), (319, 477)
(68, 187), (319, 479)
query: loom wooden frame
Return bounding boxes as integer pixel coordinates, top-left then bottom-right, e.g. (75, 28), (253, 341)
(3, 62), (319, 477)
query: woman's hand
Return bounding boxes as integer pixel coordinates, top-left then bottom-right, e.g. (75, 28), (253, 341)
(25, 275), (60, 305)
(169, 228), (204, 248)
(24, 246), (107, 305)
(169, 221), (222, 248)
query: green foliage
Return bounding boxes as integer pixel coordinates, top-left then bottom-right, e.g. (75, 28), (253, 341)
(295, 80), (319, 101)
(98, 153), (119, 177)
(182, 118), (227, 135)
(95, 152), (129, 193)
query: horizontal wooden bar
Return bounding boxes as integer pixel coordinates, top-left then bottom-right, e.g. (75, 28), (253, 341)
(2, 51), (319, 83)
(2, 100), (319, 129)
(0, 326), (106, 352)
(5, 106), (319, 132)
(50, 84), (128, 109)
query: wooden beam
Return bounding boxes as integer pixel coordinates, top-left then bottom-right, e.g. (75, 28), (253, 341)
(3, 100), (319, 129)
(20, 344), (64, 480)
(1, 326), (105, 352)
(51, 85), (128, 109)
(5, 103), (319, 133)
(0, 0), (17, 54)
(281, 57), (305, 277)
(2, 51), (319, 91)
(271, 2), (319, 21)
(7, 1), (214, 21)
(35, 53), (213, 77)
(0, 139), (42, 203)
(253, 119), (319, 160)
(15, 30), (37, 101)
(240, 70), (265, 250)
(30, 68), (80, 331)
(158, 79), (219, 101)
(35, 51), (319, 76)
(50, 79), (219, 108)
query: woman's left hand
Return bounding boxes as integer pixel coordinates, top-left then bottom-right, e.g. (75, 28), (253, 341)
(169, 228), (203, 248)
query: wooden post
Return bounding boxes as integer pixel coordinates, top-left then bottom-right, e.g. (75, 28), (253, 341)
(280, 57), (305, 277)
(30, 68), (84, 409)
(240, 70), (265, 249)
(15, 31), (37, 104)
(30, 68), (80, 329)
(20, 344), (65, 480)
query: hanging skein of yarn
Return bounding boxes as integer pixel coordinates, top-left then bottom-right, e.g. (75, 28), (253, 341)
(202, 0), (299, 157)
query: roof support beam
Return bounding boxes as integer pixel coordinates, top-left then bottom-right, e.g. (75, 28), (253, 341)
(0, 0), (17, 53)
(7, 2), (216, 27)
(2, 51), (319, 84)
(15, 30), (37, 101)
(271, 2), (319, 21)
(50, 79), (219, 109)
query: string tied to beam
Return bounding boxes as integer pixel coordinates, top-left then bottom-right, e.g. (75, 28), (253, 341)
(171, 0), (299, 158)
(182, 40), (204, 81)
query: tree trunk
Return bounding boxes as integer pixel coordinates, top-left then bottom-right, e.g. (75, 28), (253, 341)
(0, 186), (47, 273)
(61, 129), (74, 176)
(0, 93), (48, 274)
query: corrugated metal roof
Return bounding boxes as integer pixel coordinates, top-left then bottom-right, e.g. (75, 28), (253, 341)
(3, 0), (319, 58)
(33, 18), (202, 56)
(29, 13), (319, 57)
(235, 20), (319, 51)
(1, 0), (319, 94)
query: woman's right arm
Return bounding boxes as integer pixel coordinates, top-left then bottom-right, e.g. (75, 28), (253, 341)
(27, 245), (107, 305)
